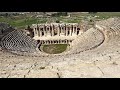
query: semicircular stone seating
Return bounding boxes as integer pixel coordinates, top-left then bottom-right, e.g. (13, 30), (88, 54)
(0, 30), (38, 53)
(90, 17), (120, 53)
(61, 27), (105, 55)
(50, 17), (120, 56)
(1, 17), (120, 57)
(96, 17), (120, 44)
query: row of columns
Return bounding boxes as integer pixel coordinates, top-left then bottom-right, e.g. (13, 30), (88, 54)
(32, 23), (80, 37)
(38, 40), (73, 45)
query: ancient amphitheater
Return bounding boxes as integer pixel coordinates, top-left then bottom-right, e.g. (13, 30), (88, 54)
(0, 17), (120, 78)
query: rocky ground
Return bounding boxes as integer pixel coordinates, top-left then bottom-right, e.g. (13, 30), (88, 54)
(0, 44), (120, 78)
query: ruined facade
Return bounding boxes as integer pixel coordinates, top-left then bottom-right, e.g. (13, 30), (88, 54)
(31, 23), (83, 45)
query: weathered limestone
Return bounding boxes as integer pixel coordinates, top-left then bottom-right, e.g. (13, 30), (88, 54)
(39, 40), (73, 45)
(1, 18), (120, 78)
(32, 23), (81, 38)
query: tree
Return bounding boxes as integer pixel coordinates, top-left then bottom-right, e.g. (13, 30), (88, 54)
(5, 13), (9, 17)
(43, 12), (46, 14)
(56, 20), (60, 23)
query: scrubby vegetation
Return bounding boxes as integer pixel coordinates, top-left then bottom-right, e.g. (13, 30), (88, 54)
(0, 12), (120, 29)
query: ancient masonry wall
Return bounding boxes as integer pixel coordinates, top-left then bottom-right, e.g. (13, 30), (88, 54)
(31, 23), (83, 45)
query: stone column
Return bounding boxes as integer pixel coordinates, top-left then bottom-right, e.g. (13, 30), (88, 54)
(61, 25), (65, 36)
(33, 28), (36, 37)
(38, 27), (40, 37)
(75, 27), (78, 35)
(69, 27), (72, 36)
(42, 27), (44, 37)
(47, 27), (49, 36)
(36, 25), (39, 37)
(66, 26), (67, 36)
(45, 26), (47, 37)
(39, 26), (41, 37)
(73, 26), (75, 34)
(64, 25), (66, 36)
(35, 28), (38, 36)
(38, 29), (39, 37)
(49, 27), (51, 36)
(72, 26), (76, 36)
(61, 26), (63, 33)
(52, 25), (54, 36)
(57, 26), (60, 36)
(61, 26), (63, 35)
(34, 28), (36, 36)
(59, 26), (61, 36)
(50, 26), (52, 36)
(68, 40), (70, 44)
(66, 40), (67, 44)
(66, 40), (68, 44)
(71, 25), (72, 36)
(47, 27), (48, 36)
(65, 29), (67, 36)
(46, 27), (48, 37)
(61, 25), (63, 34)
(63, 26), (65, 36)
(51, 25), (52, 36)
(45, 41), (46, 44)
(44, 41), (45, 44)
(44, 41), (46, 44)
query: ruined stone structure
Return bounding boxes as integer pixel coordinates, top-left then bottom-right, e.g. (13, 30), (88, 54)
(38, 39), (72, 45)
(32, 23), (81, 37)
(1, 18), (120, 55)
(1, 18), (120, 78)
(30, 23), (82, 45)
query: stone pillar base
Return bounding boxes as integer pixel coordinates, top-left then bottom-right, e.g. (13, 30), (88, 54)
(60, 33), (65, 36)
(72, 33), (77, 36)
(46, 33), (51, 37)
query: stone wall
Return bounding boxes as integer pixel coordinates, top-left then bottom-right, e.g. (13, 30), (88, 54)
(31, 23), (81, 39)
